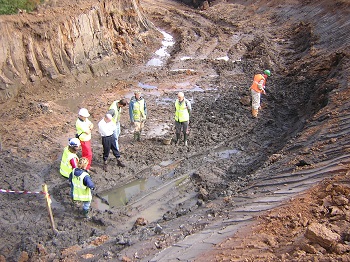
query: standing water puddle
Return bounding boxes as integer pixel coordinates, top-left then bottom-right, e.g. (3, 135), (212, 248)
(146, 30), (174, 67)
(91, 176), (163, 210)
(214, 148), (240, 159)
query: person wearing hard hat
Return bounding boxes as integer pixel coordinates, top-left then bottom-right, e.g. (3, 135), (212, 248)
(69, 157), (95, 218)
(107, 99), (127, 151)
(60, 138), (80, 178)
(76, 108), (94, 170)
(129, 90), (147, 141)
(250, 69), (271, 118)
(174, 92), (192, 146)
(98, 113), (126, 172)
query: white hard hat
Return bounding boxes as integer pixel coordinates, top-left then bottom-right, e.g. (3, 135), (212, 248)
(68, 138), (81, 147)
(78, 108), (90, 117)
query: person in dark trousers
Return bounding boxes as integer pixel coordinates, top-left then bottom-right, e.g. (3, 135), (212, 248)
(98, 113), (126, 172)
(174, 92), (192, 146)
(69, 157), (95, 218)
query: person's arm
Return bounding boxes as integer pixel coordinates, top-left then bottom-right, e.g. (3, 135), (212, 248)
(69, 170), (73, 184)
(98, 119), (106, 136)
(186, 99), (192, 116)
(129, 100), (134, 122)
(258, 79), (266, 94)
(144, 100), (147, 116)
(109, 101), (116, 110)
(70, 157), (78, 169)
(77, 118), (92, 135)
(83, 175), (95, 190)
(88, 119), (93, 133)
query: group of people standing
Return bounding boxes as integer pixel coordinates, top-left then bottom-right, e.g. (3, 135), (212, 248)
(58, 67), (269, 218)
(59, 89), (191, 217)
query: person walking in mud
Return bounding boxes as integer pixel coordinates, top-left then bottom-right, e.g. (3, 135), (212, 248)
(76, 108), (94, 171)
(98, 113), (126, 171)
(60, 138), (80, 178)
(69, 157), (95, 218)
(250, 69), (271, 118)
(107, 99), (127, 151)
(174, 92), (192, 146)
(129, 90), (147, 141)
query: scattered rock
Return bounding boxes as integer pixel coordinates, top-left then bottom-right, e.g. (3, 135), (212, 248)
(305, 223), (341, 250)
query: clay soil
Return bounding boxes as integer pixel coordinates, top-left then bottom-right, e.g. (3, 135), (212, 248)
(0, 0), (350, 261)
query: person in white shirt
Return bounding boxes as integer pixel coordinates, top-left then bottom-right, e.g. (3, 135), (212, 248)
(98, 113), (125, 171)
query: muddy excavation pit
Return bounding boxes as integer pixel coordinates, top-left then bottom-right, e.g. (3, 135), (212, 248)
(0, 0), (349, 261)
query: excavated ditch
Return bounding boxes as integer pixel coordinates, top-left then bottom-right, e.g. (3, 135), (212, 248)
(0, 0), (349, 261)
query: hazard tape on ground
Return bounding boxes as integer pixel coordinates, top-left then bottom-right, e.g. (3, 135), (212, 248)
(0, 189), (49, 196)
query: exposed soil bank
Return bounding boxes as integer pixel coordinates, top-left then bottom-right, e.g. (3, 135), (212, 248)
(0, 0), (349, 261)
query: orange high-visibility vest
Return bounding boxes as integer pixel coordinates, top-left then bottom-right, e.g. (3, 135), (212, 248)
(251, 74), (266, 94)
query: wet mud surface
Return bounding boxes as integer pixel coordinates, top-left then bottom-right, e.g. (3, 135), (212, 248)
(0, 0), (350, 261)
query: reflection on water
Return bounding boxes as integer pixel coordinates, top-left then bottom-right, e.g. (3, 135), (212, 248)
(146, 123), (169, 137)
(159, 160), (173, 166)
(146, 29), (174, 67)
(156, 97), (173, 106)
(92, 176), (162, 210)
(138, 82), (158, 90)
(215, 148), (239, 159)
(146, 58), (163, 67)
(216, 56), (229, 61)
(180, 56), (192, 61)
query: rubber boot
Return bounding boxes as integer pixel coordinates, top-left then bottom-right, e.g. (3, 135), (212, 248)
(184, 134), (188, 146)
(83, 209), (89, 218)
(252, 109), (258, 118)
(137, 132), (141, 142)
(103, 160), (108, 172)
(134, 132), (140, 142)
(174, 133), (180, 145)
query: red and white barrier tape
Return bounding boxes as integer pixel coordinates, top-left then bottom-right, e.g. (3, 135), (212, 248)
(0, 189), (49, 196)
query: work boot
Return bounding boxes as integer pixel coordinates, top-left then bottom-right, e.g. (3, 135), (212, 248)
(173, 133), (180, 145)
(82, 209), (90, 218)
(103, 160), (108, 172)
(252, 109), (258, 118)
(117, 159), (126, 167)
(134, 132), (141, 141)
(184, 140), (188, 146)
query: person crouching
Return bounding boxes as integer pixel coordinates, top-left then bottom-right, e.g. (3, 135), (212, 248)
(69, 157), (95, 218)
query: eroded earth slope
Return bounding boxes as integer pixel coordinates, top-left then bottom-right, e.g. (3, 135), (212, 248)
(0, 0), (349, 261)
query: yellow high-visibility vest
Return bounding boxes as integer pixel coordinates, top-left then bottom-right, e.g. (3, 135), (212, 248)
(175, 99), (190, 122)
(60, 146), (78, 178)
(71, 170), (92, 202)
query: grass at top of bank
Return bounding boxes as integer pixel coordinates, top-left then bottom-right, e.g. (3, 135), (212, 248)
(0, 0), (43, 15)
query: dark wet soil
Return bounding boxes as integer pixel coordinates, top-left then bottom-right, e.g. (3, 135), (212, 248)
(0, 0), (349, 261)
